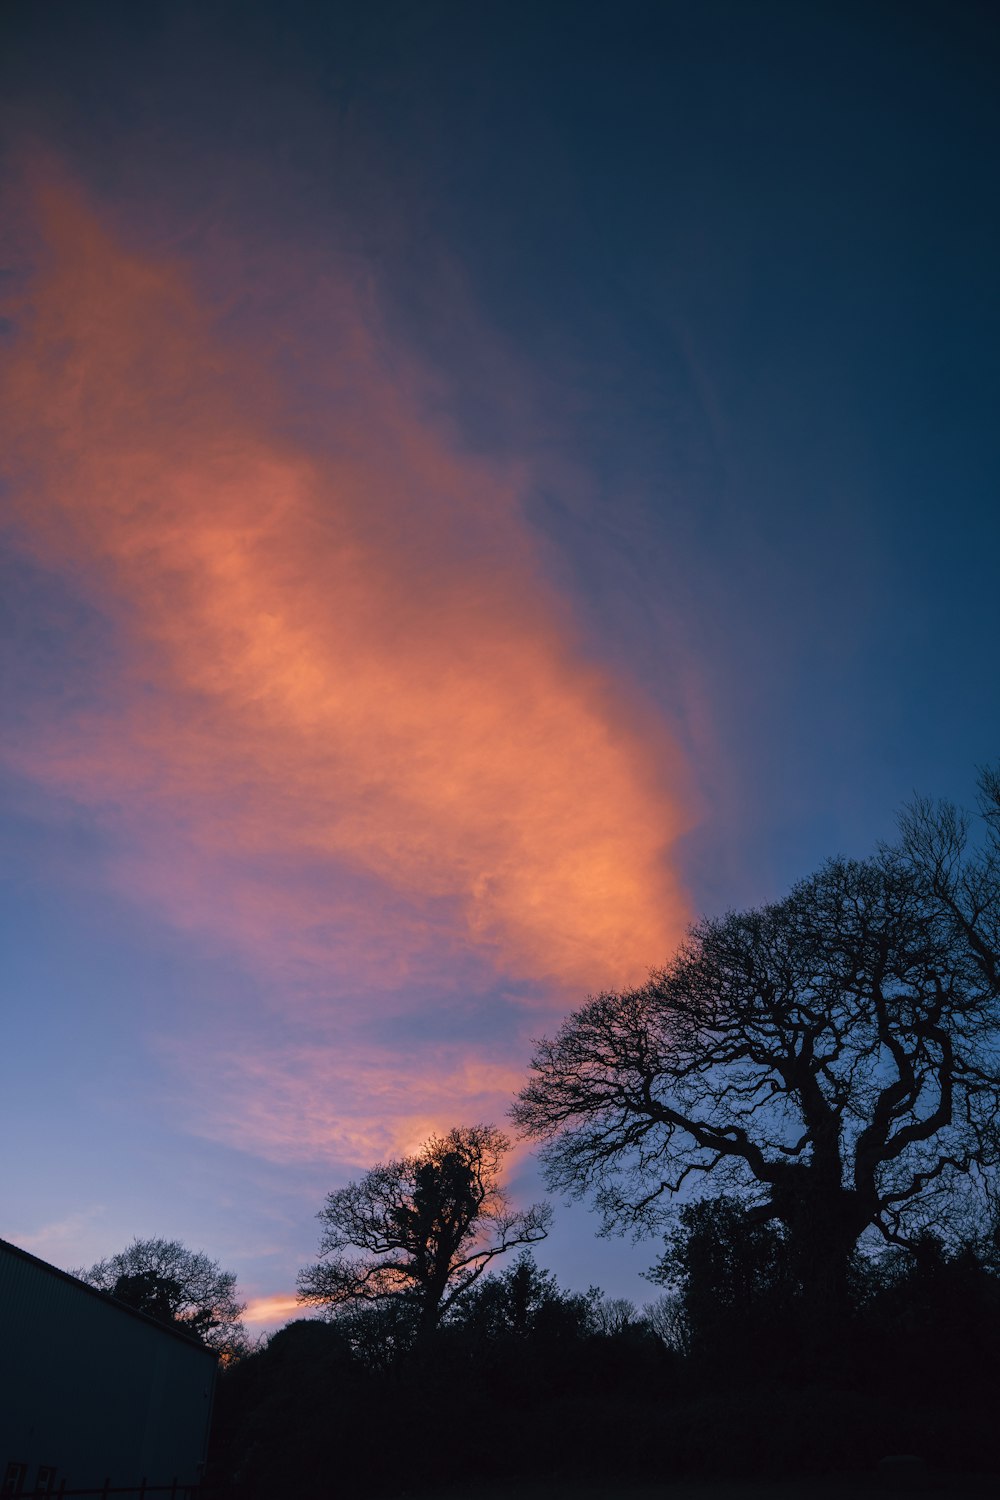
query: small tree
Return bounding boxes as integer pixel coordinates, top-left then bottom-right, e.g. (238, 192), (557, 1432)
(297, 1124), (551, 1334)
(448, 1250), (594, 1342)
(78, 1237), (247, 1356)
(588, 1294), (641, 1337)
(646, 1194), (796, 1368)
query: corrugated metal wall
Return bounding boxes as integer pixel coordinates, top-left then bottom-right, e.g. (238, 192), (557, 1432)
(0, 1239), (216, 1496)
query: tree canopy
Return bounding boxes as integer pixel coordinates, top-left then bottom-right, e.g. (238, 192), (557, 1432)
(297, 1124), (552, 1333)
(78, 1236), (248, 1356)
(513, 776), (1000, 1311)
(447, 1249), (596, 1343)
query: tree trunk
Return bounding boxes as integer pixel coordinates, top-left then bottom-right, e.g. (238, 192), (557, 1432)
(773, 1179), (863, 1372)
(792, 1215), (855, 1317)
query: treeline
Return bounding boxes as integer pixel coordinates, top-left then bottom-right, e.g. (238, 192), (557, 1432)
(90, 770), (1000, 1494)
(208, 1209), (1000, 1497)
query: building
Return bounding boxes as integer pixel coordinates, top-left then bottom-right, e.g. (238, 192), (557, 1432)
(1, 1237), (216, 1498)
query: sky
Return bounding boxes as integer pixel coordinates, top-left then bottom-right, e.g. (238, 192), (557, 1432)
(2, 0), (999, 1326)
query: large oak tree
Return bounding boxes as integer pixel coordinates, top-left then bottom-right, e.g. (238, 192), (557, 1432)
(513, 777), (1000, 1313)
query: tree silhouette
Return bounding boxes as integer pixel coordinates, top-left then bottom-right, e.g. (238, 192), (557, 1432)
(297, 1124), (551, 1334)
(111, 1268), (187, 1325)
(78, 1237), (247, 1355)
(513, 826), (1000, 1318)
(448, 1249), (595, 1342)
(899, 765), (1000, 1003)
(647, 1194), (796, 1370)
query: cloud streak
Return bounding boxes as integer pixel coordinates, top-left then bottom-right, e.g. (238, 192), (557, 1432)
(243, 1294), (302, 1328)
(160, 1032), (532, 1167)
(2, 158), (693, 1153)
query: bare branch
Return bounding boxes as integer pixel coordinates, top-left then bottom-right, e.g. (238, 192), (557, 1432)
(513, 832), (1000, 1297)
(297, 1125), (551, 1332)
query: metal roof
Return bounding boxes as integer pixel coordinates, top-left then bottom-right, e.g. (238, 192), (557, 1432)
(0, 1235), (219, 1356)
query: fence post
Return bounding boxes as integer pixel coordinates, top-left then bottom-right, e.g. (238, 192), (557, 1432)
(139, 1478), (147, 1499)
(170, 1477), (177, 1499)
(102, 1478), (110, 1499)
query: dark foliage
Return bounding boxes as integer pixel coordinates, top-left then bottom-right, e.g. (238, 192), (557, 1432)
(208, 1231), (1000, 1497)
(446, 1248), (594, 1341)
(646, 1194), (799, 1376)
(856, 1232), (1000, 1397)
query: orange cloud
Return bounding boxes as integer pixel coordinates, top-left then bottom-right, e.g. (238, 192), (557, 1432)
(2, 158), (694, 1151)
(244, 1294), (303, 1327)
(3, 162), (691, 992)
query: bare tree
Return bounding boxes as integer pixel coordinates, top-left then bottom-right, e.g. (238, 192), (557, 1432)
(641, 1291), (690, 1354)
(898, 764), (1000, 999)
(77, 1237), (247, 1357)
(513, 844), (1000, 1316)
(297, 1125), (552, 1334)
(588, 1293), (640, 1336)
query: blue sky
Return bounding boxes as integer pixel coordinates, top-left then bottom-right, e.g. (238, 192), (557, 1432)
(2, 0), (998, 1321)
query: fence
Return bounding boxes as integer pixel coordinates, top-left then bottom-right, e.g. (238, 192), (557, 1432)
(11, 1484), (208, 1500)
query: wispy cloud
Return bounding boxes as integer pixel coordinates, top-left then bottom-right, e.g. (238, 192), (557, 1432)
(2, 157), (694, 1153)
(164, 1033), (533, 1167)
(9, 1207), (108, 1267)
(244, 1293), (304, 1327)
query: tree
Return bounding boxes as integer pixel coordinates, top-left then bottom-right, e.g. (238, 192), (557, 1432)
(77, 1237), (248, 1357)
(898, 765), (1000, 1008)
(448, 1249), (595, 1342)
(587, 1293), (641, 1337)
(646, 1194), (796, 1368)
(513, 833), (1000, 1318)
(297, 1124), (552, 1335)
(859, 1231), (1000, 1393)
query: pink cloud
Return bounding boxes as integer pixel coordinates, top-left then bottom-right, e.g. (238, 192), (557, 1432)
(2, 157), (696, 1152)
(160, 1031), (532, 1168)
